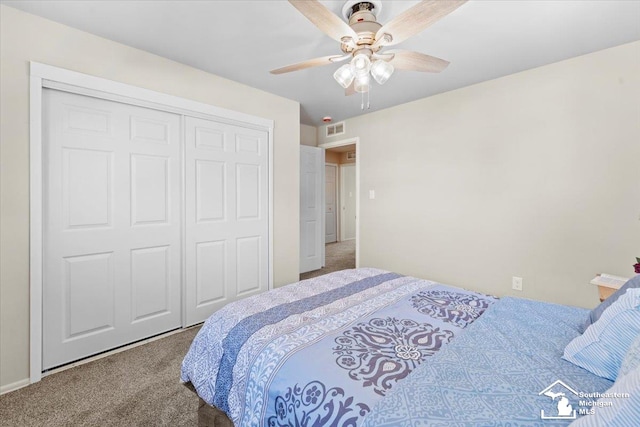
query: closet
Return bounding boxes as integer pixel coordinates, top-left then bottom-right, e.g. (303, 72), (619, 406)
(42, 88), (269, 369)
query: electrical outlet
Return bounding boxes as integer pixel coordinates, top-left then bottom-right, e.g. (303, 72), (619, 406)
(512, 276), (523, 291)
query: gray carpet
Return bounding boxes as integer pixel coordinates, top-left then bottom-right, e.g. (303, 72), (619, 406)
(0, 326), (201, 426)
(0, 241), (355, 426)
(300, 239), (356, 281)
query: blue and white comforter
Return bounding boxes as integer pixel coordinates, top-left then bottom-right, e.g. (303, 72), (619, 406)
(181, 268), (496, 426)
(361, 297), (615, 426)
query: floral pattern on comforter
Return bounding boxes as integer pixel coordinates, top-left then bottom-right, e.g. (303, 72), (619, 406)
(361, 297), (615, 427)
(181, 268), (496, 426)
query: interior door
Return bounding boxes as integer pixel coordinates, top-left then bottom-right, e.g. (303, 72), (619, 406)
(300, 146), (324, 273)
(43, 89), (181, 369)
(340, 164), (357, 241)
(325, 164), (338, 244)
(184, 117), (269, 325)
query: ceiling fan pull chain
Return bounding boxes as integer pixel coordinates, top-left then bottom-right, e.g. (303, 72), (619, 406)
(367, 90), (371, 110)
(361, 90), (364, 110)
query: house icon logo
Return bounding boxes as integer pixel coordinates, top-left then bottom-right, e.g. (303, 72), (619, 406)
(539, 380), (578, 420)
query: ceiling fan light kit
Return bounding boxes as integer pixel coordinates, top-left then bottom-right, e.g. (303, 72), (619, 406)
(354, 73), (371, 94)
(273, 0), (467, 107)
(333, 64), (355, 89)
(352, 53), (371, 74)
(370, 59), (394, 85)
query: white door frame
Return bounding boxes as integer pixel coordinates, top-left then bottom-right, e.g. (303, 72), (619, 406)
(318, 137), (359, 267)
(29, 62), (274, 384)
(325, 162), (339, 243)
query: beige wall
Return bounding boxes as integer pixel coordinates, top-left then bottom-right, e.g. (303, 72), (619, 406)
(300, 124), (317, 146)
(325, 150), (341, 164)
(319, 41), (640, 309)
(339, 151), (355, 165)
(0, 5), (300, 390)
(325, 147), (355, 165)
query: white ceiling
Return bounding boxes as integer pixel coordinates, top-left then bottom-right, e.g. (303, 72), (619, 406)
(4, 0), (640, 126)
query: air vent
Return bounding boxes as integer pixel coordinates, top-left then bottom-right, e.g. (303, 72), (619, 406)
(346, 151), (356, 160)
(326, 121), (345, 137)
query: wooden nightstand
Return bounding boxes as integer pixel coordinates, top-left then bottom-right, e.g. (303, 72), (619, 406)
(590, 274), (628, 302)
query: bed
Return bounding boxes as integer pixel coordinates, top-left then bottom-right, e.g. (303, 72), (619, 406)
(181, 268), (640, 426)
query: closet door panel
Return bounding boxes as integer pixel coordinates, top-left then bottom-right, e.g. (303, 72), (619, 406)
(43, 89), (181, 369)
(185, 117), (268, 325)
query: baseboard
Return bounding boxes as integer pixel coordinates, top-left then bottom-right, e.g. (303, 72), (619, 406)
(0, 378), (30, 395)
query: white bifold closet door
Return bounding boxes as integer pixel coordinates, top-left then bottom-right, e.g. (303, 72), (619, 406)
(43, 89), (182, 369)
(184, 117), (269, 326)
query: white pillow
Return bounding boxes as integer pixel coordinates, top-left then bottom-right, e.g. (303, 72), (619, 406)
(619, 333), (640, 379)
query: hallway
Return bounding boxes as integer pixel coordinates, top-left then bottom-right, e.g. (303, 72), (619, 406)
(299, 239), (355, 280)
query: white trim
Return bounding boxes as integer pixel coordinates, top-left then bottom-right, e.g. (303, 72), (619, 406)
(179, 115), (187, 327)
(319, 137), (360, 267)
(321, 151), (326, 267)
(268, 127), (274, 289)
(0, 378), (31, 395)
(29, 62), (275, 384)
(318, 137), (358, 150)
(29, 74), (43, 384)
(30, 62), (272, 129)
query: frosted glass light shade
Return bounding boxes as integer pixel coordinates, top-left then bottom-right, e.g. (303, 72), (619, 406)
(371, 60), (394, 85)
(333, 64), (355, 89)
(351, 54), (371, 76)
(354, 73), (371, 93)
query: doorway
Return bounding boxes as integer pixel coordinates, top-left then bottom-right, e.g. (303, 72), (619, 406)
(300, 137), (359, 280)
(325, 163), (338, 244)
(340, 163), (356, 241)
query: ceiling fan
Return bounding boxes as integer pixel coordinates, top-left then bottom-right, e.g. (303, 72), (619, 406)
(271, 0), (467, 100)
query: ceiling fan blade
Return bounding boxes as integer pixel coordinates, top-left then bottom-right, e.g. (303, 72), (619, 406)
(386, 50), (450, 73)
(289, 0), (358, 44)
(270, 55), (348, 75)
(345, 81), (356, 96)
(372, 0), (467, 49)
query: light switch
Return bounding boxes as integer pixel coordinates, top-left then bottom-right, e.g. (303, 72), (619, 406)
(369, 190), (375, 199)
